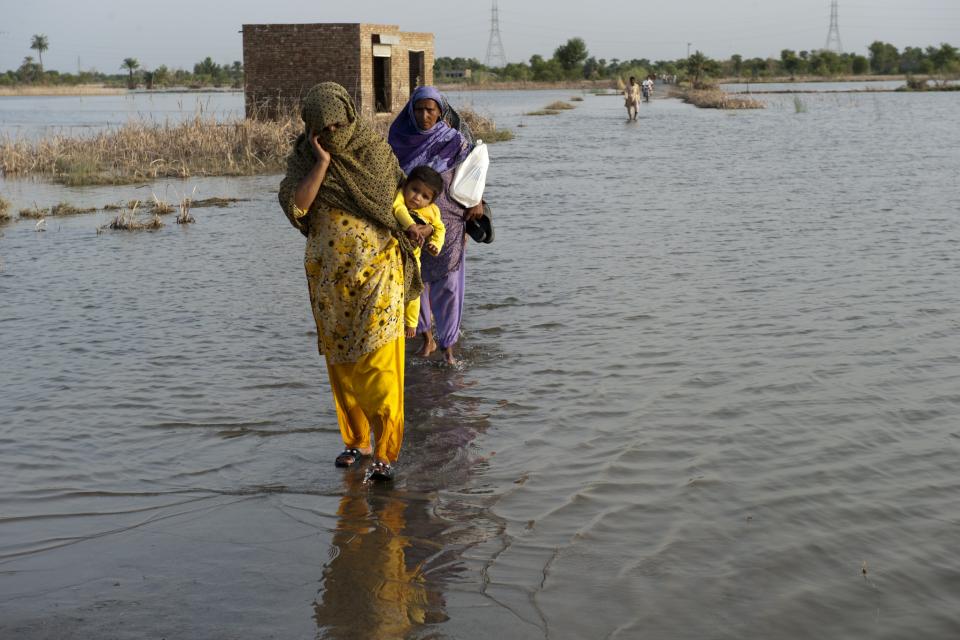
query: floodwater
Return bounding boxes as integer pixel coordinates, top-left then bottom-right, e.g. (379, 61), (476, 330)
(2, 87), (960, 639)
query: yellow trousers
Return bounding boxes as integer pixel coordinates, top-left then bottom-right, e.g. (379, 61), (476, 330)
(325, 335), (405, 463)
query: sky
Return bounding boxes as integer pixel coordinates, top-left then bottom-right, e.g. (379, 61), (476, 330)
(2, 0), (958, 73)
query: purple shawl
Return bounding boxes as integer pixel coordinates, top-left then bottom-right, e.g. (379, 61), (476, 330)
(388, 86), (472, 174)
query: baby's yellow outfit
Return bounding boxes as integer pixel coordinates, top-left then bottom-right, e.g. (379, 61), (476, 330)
(392, 190), (446, 329)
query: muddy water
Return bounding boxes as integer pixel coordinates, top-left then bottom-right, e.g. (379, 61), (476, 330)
(2, 88), (960, 639)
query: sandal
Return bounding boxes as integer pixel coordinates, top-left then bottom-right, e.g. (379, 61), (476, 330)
(334, 448), (365, 468)
(368, 460), (393, 482)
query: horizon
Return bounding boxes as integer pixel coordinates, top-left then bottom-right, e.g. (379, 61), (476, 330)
(2, 0), (958, 74)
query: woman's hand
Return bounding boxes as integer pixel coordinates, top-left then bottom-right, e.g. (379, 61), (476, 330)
(294, 132), (332, 212)
(464, 202), (484, 222)
(308, 130), (331, 166)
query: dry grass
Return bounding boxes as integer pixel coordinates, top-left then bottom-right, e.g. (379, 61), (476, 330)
(50, 202), (97, 216)
(176, 197), (195, 224)
(99, 202), (164, 232)
(0, 196), (11, 223)
(545, 101), (576, 110)
(0, 102), (512, 184)
(459, 108), (514, 142)
(678, 87), (765, 109)
(525, 109), (561, 116)
(19, 205), (49, 219)
(0, 108), (299, 186)
(150, 194), (175, 215)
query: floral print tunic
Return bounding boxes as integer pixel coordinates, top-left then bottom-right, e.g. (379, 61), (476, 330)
(299, 202), (405, 364)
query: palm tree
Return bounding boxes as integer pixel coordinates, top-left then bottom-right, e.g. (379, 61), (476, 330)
(121, 58), (140, 88)
(30, 34), (49, 73)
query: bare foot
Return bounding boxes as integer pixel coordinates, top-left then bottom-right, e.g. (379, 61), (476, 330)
(442, 346), (459, 366)
(405, 326), (416, 338)
(417, 334), (437, 357)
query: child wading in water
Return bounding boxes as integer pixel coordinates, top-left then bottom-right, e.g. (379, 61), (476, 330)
(392, 166), (446, 339)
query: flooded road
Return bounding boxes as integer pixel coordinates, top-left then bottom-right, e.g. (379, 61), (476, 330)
(2, 87), (960, 638)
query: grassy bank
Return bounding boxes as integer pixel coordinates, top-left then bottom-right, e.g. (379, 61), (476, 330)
(0, 113), (297, 185)
(671, 85), (765, 109)
(0, 106), (511, 185)
(896, 77), (960, 91)
(716, 73), (915, 84)
(438, 79), (613, 92)
(0, 85), (127, 96)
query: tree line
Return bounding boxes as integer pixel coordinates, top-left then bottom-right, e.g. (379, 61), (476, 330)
(436, 38), (960, 83)
(2, 34), (243, 88)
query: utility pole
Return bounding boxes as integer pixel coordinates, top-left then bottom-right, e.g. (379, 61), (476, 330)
(687, 42), (692, 58)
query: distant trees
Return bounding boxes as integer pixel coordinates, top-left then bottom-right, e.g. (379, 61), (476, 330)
(30, 34), (49, 72)
(868, 41), (900, 74)
(929, 43), (958, 72)
(17, 56), (41, 83)
(430, 37), (958, 86)
(730, 54), (743, 78)
(0, 55), (243, 89)
(684, 51), (720, 85)
(554, 38), (588, 72)
(3, 35), (956, 90)
(851, 55), (869, 75)
(780, 50), (801, 79)
(191, 57), (244, 87)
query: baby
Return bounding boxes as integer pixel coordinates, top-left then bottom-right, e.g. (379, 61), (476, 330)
(393, 165), (446, 338)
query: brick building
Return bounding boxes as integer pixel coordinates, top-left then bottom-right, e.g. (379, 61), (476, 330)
(242, 23), (434, 121)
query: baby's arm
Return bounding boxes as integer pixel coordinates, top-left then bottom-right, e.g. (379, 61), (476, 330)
(425, 204), (446, 256)
(392, 191), (417, 231)
(393, 191), (431, 245)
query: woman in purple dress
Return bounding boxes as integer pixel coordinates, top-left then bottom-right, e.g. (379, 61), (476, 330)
(388, 87), (484, 365)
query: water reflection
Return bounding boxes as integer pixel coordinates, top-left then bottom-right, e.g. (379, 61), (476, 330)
(314, 478), (448, 639)
(314, 355), (496, 639)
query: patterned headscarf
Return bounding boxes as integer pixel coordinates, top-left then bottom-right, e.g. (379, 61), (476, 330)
(388, 86), (473, 174)
(279, 82), (422, 303)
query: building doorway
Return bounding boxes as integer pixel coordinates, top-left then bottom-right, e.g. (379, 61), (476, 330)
(408, 51), (424, 95)
(373, 55), (391, 113)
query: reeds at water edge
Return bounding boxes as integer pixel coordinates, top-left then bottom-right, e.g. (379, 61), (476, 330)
(98, 201), (163, 232)
(176, 197), (195, 224)
(524, 100), (578, 117)
(0, 196), (11, 223)
(0, 103), (514, 186)
(458, 108), (514, 142)
(0, 106), (300, 186)
(677, 87), (765, 110)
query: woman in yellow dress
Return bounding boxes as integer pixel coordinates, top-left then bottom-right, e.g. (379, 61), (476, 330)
(279, 83), (422, 481)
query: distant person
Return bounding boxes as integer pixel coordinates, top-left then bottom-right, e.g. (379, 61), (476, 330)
(642, 76), (654, 102)
(392, 165), (446, 339)
(624, 76), (641, 121)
